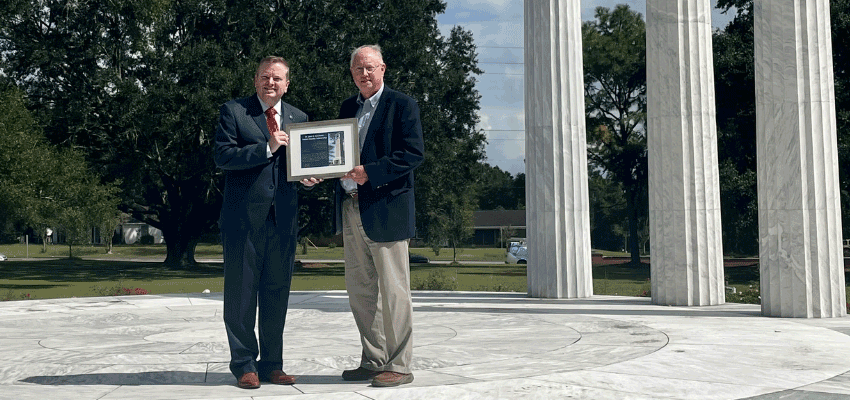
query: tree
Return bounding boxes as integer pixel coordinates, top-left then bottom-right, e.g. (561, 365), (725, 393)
(475, 164), (525, 211)
(588, 169), (628, 252)
(0, 0), (218, 266)
(1, 0), (485, 266)
(711, 0), (758, 256)
(412, 26), (487, 253)
(582, 5), (648, 264)
(0, 85), (42, 242)
(0, 86), (120, 254)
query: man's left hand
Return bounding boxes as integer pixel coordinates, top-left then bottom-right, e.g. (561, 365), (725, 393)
(300, 177), (323, 187)
(343, 166), (369, 185)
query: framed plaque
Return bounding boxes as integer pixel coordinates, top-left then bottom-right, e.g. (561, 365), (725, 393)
(285, 118), (359, 181)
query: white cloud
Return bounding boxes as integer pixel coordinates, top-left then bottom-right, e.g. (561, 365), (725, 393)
(478, 107), (525, 175)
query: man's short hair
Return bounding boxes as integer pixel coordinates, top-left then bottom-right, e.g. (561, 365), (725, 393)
(350, 45), (384, 68)
(256, 56), (290, 80)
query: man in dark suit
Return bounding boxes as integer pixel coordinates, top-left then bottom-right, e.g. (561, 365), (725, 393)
(334, 45), (425, 387)
(214, 56), (319, 389)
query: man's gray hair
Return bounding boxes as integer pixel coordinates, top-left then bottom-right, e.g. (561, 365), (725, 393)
(350, 45), (384, 68)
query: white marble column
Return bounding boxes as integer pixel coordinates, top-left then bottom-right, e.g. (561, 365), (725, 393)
(523, 0), (593, 298)
(646, 1), (725, 306)
(754, 0), (846, 318)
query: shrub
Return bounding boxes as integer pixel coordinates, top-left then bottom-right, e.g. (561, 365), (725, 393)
(1, 290), (32, 301)
(139, 234), (155, 245)
(412, 269), (458, 291)
(727, 284), (761, 304)
(475, 283), (524, 292)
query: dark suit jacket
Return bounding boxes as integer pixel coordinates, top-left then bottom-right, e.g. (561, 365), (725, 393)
(334, 87), (425, 242)
(215, 95), (308, 235)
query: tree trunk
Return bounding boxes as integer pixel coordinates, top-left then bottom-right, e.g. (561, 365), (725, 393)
(163, 232), (199, 268)
(628, 195), (641, 265)
(452, 242), (458, 263)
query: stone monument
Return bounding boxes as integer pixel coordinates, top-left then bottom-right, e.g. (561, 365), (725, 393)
(754, 0), (846, 318)
(646, 0), (726, 306)
(523, 0), (845, 317)
(524, 0), (593, 298)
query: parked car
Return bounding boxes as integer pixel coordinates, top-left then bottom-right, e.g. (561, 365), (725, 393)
(0, 253), (6, 261)
(409, 253), (430, 264)
(506, 240), (525, 255)
(506, 246), (527, 264)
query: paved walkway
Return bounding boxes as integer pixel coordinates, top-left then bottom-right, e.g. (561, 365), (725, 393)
(2, 292), (850, 400)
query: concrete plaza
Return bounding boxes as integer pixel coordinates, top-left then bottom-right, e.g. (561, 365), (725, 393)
(2, 291), (850, 399)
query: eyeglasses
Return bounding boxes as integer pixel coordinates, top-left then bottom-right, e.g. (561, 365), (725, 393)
(352, 65), (381, 74)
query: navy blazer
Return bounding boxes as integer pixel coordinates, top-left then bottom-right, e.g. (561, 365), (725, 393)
(334, 87), (425, 242)
(215, 95), (308, 235)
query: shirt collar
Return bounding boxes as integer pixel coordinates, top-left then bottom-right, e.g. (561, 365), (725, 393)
(357, 83), (385, 108)
(257, 95), (281, 115)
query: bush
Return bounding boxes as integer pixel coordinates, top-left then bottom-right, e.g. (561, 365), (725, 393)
(1, 290), (32, 301)
(474, 283), (524, 292)
(411, 269), (458, 291)
(727, 284), (761, 304)
(139, 234), (155, 245)
(89, 281), (148, 296)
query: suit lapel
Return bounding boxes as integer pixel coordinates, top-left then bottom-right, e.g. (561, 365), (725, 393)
(280, 102), (295, 129)
(248, 95), (270, 141)
(362, 89), (390, 162)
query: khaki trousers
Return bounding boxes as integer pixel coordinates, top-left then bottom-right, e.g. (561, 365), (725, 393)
(342, 197), (413, 373)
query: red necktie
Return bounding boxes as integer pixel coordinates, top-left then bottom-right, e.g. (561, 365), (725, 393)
(265, 107), (278, 134)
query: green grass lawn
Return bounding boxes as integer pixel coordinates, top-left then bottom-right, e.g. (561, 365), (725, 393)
(0, 244), (844, 306)
(0, 243), (510, 262)
(0, 256), (755, 303)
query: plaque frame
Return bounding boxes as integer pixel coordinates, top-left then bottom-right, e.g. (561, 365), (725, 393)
(285, 118), (359, 182)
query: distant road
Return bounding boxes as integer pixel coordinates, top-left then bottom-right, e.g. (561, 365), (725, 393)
(5, 257), (503, 266)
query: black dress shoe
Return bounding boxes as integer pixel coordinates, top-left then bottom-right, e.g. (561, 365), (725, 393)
(342, 366), (380, 381)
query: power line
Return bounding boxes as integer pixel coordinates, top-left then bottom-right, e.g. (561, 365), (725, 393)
(481, 72), (524, 76)
(444, 20), (522, 23)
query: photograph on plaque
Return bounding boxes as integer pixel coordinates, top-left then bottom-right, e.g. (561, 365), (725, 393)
(285, 118), (359, 181)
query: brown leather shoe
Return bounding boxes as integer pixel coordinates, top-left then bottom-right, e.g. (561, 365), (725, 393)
(237, 372), (260, 389)
(265, 370), (296, 385)
(341, 366), (380, 381)
(371, 371), (414, 387)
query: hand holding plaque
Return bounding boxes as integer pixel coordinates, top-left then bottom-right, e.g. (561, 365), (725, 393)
(285, 118), (359, 182)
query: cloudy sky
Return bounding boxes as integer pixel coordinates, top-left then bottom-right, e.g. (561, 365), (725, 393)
(435, 1), (737, 176)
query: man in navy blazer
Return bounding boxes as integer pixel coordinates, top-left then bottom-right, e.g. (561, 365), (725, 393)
(214, 56), (319, 389)
(334, 45), (425, 387)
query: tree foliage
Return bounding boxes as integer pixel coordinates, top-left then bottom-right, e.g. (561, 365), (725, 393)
(1, 0), (484, 265)
(475, 164), (525, 211)
(582, 5), (648, 263)
(0, 86), (120, 252)
(712, 0), (757, 255)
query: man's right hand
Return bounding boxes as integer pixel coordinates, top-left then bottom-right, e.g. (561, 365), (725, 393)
(269, 130), (290, 153)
